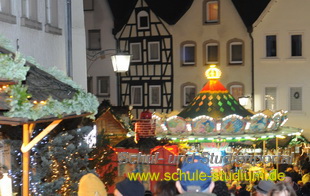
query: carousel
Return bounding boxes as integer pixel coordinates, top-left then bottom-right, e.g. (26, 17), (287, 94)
(152, 65), (307, 184)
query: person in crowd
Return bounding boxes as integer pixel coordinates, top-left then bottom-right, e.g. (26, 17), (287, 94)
(268, 181), (296, 196)
(283, 172), (302, 195)
(154, 180), (178, 196)
(253, 180), (275, 196)
(212, 181), (231, 196)
(175, 155), (215, 195)
(286, 165), (302, 183)
(145, 190), (153, 196)
(237, 183), (250, 196)
(114, 163), (145, 196)
(301, 182), (310, 196)
(302, 167), (310, 185)
(114, 178), (145, 196)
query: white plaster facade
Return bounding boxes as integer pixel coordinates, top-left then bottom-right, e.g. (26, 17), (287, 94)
(0, 0), (87, 89)
(84, 0), (118, 105)
(252, 0), (310, 138)
(168, 0), (252, 111)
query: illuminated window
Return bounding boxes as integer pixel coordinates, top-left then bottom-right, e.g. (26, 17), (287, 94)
(205, 42), (219, 64)
(228, 84), (243, 100)
(181, 42), (196, 66)
(291, 35), (302, 57)
(266, 35), (277, 57)
(204, 0), (219, 23)
(228, 41), (243, 65)
(265, 87), (277, 110)
(290, 87), (302, 111)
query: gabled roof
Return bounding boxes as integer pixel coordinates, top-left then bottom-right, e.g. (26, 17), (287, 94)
(231, 0), (270, 30)
(96, 100), (133, 131)
(178, 79), (253, 119)
(0, 40), (99, 123)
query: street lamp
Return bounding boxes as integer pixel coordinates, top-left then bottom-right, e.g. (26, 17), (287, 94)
(87, 49), (131, 72)
(111, 53), (131, 72)
(239, 96), (251, 107)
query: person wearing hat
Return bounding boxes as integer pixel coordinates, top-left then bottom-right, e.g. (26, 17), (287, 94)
(175, 155), (215, 196)
(254, 180), (275, 196)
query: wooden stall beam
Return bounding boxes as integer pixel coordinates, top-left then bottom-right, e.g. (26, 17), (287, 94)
(22, 119), (62, 196)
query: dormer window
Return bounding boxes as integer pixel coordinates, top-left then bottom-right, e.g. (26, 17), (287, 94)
(137, 10), (149, 30)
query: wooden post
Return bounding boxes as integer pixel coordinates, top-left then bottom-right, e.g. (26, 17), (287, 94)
(22, 123), (34, 196)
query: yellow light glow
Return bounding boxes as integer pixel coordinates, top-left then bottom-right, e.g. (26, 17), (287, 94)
(205, 64), (222, 79)
(33, 101), (38, 104)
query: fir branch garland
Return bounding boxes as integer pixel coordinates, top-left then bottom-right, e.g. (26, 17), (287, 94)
(5, 85), (99, 120)
(0, 52), (29, 81)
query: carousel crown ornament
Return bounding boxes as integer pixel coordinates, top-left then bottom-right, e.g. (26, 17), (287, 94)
(152, 65), (302, 142)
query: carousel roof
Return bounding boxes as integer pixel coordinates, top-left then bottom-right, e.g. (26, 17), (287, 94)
(178, 75), (253, 119)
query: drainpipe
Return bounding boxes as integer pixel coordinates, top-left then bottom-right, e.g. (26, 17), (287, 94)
(66, 0), (73, 77)
(248, 26), (255, 111)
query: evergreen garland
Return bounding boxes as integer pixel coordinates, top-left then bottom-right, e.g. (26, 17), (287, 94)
(4, 85), (99, 120)
(0, 52), (29, 81)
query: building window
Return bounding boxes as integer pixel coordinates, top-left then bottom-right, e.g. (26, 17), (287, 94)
(290, 87), (302, 111)
(21, 0), (42, 29)
(130, 42), (142, 62)
(266, 35), (277, 57)
(228, 83), (244, 100)
(22, 0), (38, 21)
(131, 86), (143, 106)
(228, 41), (243, 65)
(45, 0), (61, 35)
(181, 42), (196, 66)
(97, 76), (109, 96)
(205, 42), (219, 65)
(0, 0), (12, 14)
(0, 0), (16, 24)
(87, 77), (93, 93)
(182, 84), (196, 106)
(83, 0), (94, 11)
(149, 85), (161, 106)
(88, 30), (101, 50)
(291, 35), (302, 57)
(148, 41), (160, 62)
(204, 0), (219, 23)
(265, 87), (277, 110)
(137, 10), (149, 30)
